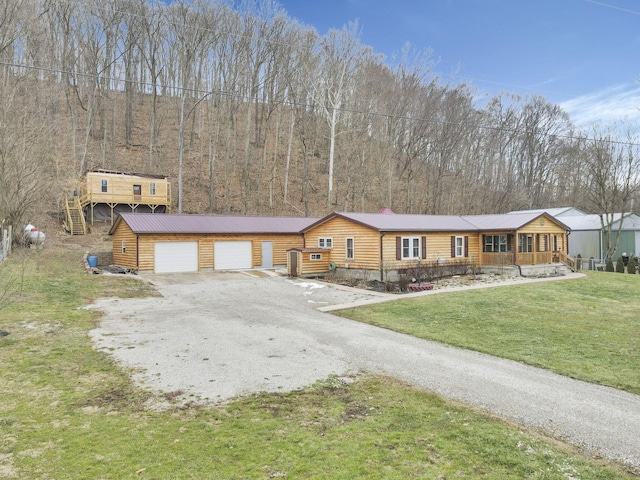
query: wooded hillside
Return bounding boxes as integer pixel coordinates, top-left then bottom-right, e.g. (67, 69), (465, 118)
(1, 0), (638, 230)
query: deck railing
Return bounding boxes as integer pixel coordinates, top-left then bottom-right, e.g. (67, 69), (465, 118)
(555, 251), (576, 271)
(480, 251), (571, 267)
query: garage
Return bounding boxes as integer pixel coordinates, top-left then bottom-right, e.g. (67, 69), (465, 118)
(214, 240), (252, 270)
(154, 241), (198, 273)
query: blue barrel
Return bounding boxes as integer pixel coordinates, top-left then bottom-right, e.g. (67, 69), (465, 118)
(88, 255), (98, 268)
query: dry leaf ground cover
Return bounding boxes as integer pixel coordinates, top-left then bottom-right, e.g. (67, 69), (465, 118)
(0, 245), (636, 479)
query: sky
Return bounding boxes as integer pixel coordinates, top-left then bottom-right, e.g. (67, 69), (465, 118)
(277, 0), (640, 128)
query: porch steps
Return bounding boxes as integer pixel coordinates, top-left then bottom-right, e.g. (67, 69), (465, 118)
(64, 198), (87, 235)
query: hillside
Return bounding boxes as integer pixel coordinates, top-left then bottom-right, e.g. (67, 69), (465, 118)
(0, 0), (637, 235)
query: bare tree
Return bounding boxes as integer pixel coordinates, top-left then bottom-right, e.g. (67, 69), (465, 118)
(309, 21), (367, 207)
(586, 124), (640, 260)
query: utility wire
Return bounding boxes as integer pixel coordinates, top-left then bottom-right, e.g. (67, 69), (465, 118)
(2, 60), (639, 148)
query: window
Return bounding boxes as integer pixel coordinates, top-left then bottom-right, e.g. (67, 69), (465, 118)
(121, 240), (126, 254)
(483, 234), (508, 253)
(402, 237), (420, 259)
(455, 236), (464, 257)
(133, 184), (142, 196)
(346, 238), (354, 260)
(150, 182), (156, 195)
(310, 253), (322, 260)
(518, 233), (533, 253)
(318, 237), (333, 249)
(101, 179), (108, 193)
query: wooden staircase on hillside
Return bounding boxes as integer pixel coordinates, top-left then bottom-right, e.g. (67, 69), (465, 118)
(64, 196), (87, 235)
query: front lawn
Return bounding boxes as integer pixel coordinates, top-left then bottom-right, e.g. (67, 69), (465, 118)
(0, 249), (636, 478)
(339, 271), (640, 395)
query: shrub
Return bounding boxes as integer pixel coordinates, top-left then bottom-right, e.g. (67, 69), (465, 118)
(626, 255), (637, 274)
(397, 275), (411, 292)
(605, 258), (615, 272)
(615, 256), (625, 273)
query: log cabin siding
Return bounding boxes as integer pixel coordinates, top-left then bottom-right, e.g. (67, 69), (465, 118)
(382, 232), (481, 271)
(304, 217), (381, 270)
(110, 221), (303, 272)
(111, 221), (138, 269)
(84, 171), (170, 206)
(299, 251), (331, 275)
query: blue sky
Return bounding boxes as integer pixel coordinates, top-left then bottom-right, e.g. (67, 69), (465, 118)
(278, 0), (640, 128)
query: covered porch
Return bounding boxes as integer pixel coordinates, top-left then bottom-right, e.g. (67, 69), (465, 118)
(478, 231), (575, 270)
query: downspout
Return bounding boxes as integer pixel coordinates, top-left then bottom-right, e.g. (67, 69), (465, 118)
(513, 231), (524, 277)
(379, 232), (385, 281)
(136, 235), (140, 271)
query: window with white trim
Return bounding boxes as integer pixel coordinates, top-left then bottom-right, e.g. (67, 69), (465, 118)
(402, 237), (420, 259)
(346, 237), (354, 260)
(101, 179), (108, 193)
(318, 237), (333, 249)
(455, 236), (464, 257)
(121, 240), (126, 254)
(150, 182), (156, 195)
(310, 253), (322, 260)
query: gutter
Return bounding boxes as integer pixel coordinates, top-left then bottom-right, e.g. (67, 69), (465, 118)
(379, 232), (385, 281)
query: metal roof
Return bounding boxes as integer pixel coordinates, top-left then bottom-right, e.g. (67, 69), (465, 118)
(110, 213), (318, 235)
(460, 213), (569, 231)
(561, 213), (640, 231)
(111, 211), (571, 236)
(304, 212), (568, 233)
(508, 207), (588, 217)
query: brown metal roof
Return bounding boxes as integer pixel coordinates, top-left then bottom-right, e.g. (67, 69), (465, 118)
(461, 213), (570, 231)
(110, 213), (317, 235)
(303, 211), (569, 233)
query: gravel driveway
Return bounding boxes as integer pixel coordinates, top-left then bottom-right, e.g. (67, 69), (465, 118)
(89, 271), (640, 472)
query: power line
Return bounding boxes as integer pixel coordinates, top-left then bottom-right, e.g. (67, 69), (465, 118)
(2, 60), (639, 148)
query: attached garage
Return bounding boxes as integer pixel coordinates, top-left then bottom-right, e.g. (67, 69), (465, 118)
(214, 241), (252, 270)
(154, 241), (198, 273)
(109, 213), (313, 273)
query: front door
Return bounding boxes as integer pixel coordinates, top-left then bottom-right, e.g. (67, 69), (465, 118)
(261, 241), (273, 268)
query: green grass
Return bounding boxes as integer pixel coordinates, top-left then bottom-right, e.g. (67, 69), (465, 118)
(339, 272), (640, 395)
(0, 248), (636, 478)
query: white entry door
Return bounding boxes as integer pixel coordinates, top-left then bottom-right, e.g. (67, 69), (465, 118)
(214, 241), (252, 270)
(261, 241), (273, 268)
(154, 241), (198, 273)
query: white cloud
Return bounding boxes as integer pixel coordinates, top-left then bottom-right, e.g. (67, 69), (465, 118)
(560, 83), (640, 127)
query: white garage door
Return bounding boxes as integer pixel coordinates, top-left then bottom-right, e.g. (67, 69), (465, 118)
(214, 241), (252, 270)
(154, 241), (198, 273)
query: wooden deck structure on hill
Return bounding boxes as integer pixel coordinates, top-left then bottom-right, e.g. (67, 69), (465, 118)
(64, 170), (171, 234)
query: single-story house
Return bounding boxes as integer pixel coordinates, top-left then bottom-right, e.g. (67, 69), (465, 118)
(108, 213), (316, 273)
(109, 211), (572, 276)
(290, 212), (571, 280)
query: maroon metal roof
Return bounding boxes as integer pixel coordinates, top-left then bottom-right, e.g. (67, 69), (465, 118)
(303, 212), (569, 233)
(305, 212), (479, 232)
(461, 213), (570, 231)
(110, 213), (317, 235)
